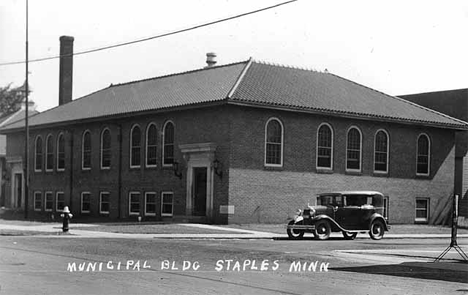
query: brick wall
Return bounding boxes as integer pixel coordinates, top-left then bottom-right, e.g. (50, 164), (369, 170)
(25, 105), (231, 223)
(226, 106), (456, 224)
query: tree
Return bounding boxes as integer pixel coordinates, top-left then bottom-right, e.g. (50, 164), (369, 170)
(0, 84), (24, 117)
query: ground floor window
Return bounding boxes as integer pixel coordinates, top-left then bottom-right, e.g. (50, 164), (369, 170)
(145, 192), (156, 216)
(161, 192), (173, 216)
(45, 192), (53, 211)
(56, 192), (65, 212)
(415, 198), (429, 223)
(129, 192), (140, 215)
(34, 192), (42, 211)
(81, 192), (91, 214)
(100, 192), (110, 214)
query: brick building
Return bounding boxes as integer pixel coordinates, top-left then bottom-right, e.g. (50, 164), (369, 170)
(1, 37), (467, 224)
(400, 89), (468, 223)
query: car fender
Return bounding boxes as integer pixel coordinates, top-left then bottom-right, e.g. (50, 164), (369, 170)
(293, 216), (304, 223)
(312, 215), (346, 232)
(369, 213), (388, 231)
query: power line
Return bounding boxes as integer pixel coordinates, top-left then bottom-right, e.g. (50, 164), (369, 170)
(0, 0), (297, 67)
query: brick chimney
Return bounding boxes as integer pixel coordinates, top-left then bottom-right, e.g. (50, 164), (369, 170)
(59, 36), (74, 105)
(205, 52), (217, 67)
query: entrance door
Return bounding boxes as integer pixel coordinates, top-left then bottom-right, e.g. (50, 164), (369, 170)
(14, 173), (22, 208)
(192, 167), (207, 216)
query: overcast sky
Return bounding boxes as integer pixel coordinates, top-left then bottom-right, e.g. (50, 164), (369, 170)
(0, 0), (467, 112)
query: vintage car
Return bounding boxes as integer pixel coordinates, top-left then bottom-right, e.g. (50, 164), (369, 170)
(287, 191), (389, 240)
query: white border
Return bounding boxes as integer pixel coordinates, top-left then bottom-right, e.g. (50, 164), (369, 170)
(316, 123), (334, 170)
(161, 191), (174, 217)
(162, 120), (175, 167)
(145, 123), (158, 168)
(373, 129), (389, 174)
(144, 192), (157, 216)
(44, 191), (53, 212)
(415, 197), (430, 222)
(82, 130), (92, 170)
(81, 192), (91, 214)
(56, 133), (65, 171)
(99, 192), (110, 214)
(56, 191), (64, 212)
(100, 128), (111, 170)
(416, 133), (431, 176)
(345, 126), (362, 172)
(34, 135), (42, 172)
(264, 117), (284, 167)
(129, 191), (141, 215)
(130, 124), (142, 168)
(33, 191), (42, 211)
(45, 134), (54, 172)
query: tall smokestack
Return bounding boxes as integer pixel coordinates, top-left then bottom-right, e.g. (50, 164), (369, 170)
(59, 36), (74, 105)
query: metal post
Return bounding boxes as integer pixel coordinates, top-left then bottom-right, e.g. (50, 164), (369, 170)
(24, 0), (29, 219)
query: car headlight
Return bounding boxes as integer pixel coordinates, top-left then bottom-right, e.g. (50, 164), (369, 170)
(296, 209), (302, 216)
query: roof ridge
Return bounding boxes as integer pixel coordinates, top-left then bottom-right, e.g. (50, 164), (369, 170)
(251, 59), (321, 73)
(226, 57), (253, 99)
(111, 59), (251, 88)
(326, 72), (468, 127)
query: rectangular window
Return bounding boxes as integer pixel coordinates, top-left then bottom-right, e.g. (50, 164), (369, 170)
(34, 192), (42, 211)
(129, 192), (140, 215)
(45, 192), (53, 211)
(56, 192), (65, 212)
(81, 192), (91, 214)
(161, 192), (173, 216)
(100, 192), (110, 214)
(415, 198), (429, 223)
(145, 192), (157, 216)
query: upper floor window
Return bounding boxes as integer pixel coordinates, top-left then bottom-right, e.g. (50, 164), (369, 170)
(82, 130), (92, 170)
(374, 130), (389, 173)
(265, 118), (283, 167)
(34, 136), (43, 171)
(101, 128), (111, 169)
(146, 123), (158, 167)
(417, 134), (430, 175)
(57, 133), (65, 171)
(46, 134), (54, 171)
(317, 124), (333, 169)
(346, 127), (362, 171)
(163, 121), (174, 166)
(130, 125), (141, 168)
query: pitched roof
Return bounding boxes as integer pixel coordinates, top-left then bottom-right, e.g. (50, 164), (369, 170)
(1, 59), (467, 132)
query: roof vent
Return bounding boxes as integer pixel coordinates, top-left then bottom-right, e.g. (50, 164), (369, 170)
(206, 52), (217, 67)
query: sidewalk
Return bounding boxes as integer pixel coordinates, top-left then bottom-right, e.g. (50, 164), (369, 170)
(1, 221), (468, 240)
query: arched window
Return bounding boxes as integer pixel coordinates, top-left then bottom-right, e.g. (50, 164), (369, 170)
(101, 128), (111, 169)
(265, 118), (283, 166)
(317, 124), (333, 169)
(46, 134), (54, 171)
(417, 134), (430, 175)
(163, 121), (174, 166)
(130, 125), (141, 167)
(34, 136), (43, 171)
(56, 133), (65, 171)
(82, 131), (91, 170)
(346, 127), (362, 171)
(146, 123), (158, 167)
(374, 130), (389, 173)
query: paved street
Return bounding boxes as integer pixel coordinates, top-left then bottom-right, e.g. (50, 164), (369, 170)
(0, 234), (467, 295)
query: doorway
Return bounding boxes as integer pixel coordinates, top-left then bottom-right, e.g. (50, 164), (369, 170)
(192, 167), (207, 216)
(14, 173), (22, 208)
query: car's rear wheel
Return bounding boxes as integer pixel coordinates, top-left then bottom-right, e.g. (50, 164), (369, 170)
(342, 231), (358, 240)
(287, 220), (305, 240)
(314, 220), (331, 240)
(369, 220), (385, 240)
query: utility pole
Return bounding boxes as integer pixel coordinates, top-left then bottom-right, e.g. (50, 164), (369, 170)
(24, 0), (29, 219)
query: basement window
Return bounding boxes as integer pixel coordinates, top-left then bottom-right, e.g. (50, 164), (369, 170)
(415, 198), (429, 223)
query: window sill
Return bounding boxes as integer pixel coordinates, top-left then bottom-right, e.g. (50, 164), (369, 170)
(373, 171), (388, 177)
(316, 168), (333, 174)
(345, 170), (362, 176)
(415, 174), (431, 179)
(264, 166), (283, 171)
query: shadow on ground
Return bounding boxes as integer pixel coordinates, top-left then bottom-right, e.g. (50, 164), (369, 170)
(332, 262), (468, 283)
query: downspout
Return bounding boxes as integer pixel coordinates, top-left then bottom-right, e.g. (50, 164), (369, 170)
(69, 130), (74, 213)
(118, 124), (122, 219)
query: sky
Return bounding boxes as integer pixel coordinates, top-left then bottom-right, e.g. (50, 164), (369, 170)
(0, 0), (467, 112)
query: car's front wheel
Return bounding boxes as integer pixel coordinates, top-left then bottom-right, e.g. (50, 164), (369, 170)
(314, 220), (331, 240)
(342, 231), (358, 240)
(287, 220), (305, 240)
(369, 220), (385, 240)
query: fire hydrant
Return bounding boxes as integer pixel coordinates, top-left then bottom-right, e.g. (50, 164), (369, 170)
(60, 206), (73, 232)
